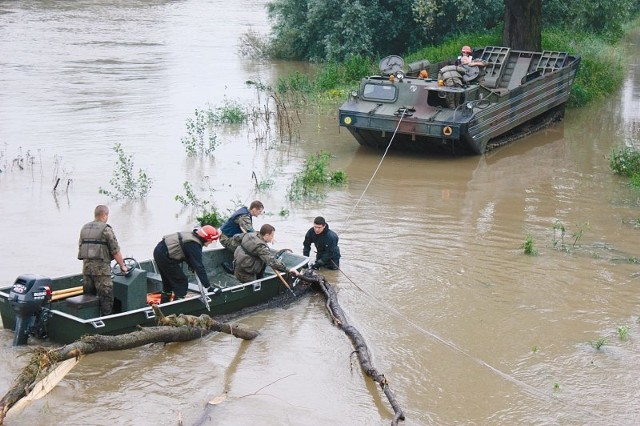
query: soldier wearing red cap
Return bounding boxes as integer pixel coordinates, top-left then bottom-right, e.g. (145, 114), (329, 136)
(153, 225), (221, 302)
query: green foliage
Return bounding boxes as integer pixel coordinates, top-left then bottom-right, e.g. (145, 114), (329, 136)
(208, 98), (248, 125)
(411, 0), (503, 45)
(238, 29), (272, 59)
(313, 55), (377, 92)
(276, 71), (313, 94)
(405, 29), (503, 65)
(609, 146), (640, 178)
(591, 337), (607, 350)
(251, 171), (275, 192)
(175, 181), (210, 210)
(522, 234), (538, 256)
(542, 0), (639, 39)
(196, 208), (227, 228)
(287, 151), (347, 201)
(330, 170), (348, 185)
(279, 207), (290, 217)
(552, 221), (588, 252)
(542, 29), (625, 107)
(98, 143), (152, 200)
(617, 326), (629, 341)
(181, 108), (218, 156)
(267, 0), (423, 61)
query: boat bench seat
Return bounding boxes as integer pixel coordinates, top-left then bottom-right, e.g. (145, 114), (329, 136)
(146, 272), (163, 293)
(66, 294), (100, 320)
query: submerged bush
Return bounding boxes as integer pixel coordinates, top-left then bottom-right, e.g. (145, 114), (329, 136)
(287, 151), (347, 201)
(609, 146), (640, 177)
(181, 108), (218, 156)
(99, 143), (152, 200)
(208, 98), (248, 125)
(523, 234), (538, 256)
(196, 208), (227, 228)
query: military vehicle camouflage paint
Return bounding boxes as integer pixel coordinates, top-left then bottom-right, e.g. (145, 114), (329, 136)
(339, 46), (581, 155)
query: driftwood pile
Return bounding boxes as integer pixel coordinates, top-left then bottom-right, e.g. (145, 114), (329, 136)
(0, 271), (405, 425)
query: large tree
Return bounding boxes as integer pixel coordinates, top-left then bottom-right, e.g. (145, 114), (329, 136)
(503, 0), (541, 50)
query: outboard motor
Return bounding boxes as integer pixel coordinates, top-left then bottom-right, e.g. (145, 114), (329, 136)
(9, 274), (52, 346)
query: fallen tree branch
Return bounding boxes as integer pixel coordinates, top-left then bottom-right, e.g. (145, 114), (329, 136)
(297, 272), (406, 425)
(0, 312), (258, 424)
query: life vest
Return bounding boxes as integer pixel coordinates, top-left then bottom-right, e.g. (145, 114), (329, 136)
(163, 232), (202, 261)
(78, 221), (111, 261)
(220, 207), (251, 237)
(438, 65), (467, 85)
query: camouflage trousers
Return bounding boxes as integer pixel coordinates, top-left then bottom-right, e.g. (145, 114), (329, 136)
(219, 233), (241, 254)
(83, 274), (114, 315)
(234, 263), (266, 284)
(234, 270), (255, 284)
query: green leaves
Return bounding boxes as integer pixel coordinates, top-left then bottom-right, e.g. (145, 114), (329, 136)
(98, 143), (152, 200)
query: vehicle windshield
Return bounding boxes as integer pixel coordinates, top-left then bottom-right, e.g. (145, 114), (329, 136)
(362, 83), (397, 101)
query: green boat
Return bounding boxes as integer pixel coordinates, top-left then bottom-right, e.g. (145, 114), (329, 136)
(338, 46), (581, 155)
(0, 247), (309, 345)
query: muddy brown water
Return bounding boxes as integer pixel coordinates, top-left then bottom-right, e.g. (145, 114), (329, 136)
(1, 2), (640, 425)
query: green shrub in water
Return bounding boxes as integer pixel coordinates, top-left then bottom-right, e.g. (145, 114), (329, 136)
(98, 143), (152, 200)
(208, 98), (248, 125)
(181, 108), (219, 156)
(523, 234), (538, 256)
(287, 151), (347, 200)
(609, 146), (640, 177)
(196, 208), (227, 228)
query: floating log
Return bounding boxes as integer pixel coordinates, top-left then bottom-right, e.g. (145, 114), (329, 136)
(0, 310), (258, 425)
(297, 272), (406, 425)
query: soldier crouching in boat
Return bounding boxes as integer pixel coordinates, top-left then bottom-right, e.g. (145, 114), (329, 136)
(233, 224), (298, 283)
(153, 225), (221, 303)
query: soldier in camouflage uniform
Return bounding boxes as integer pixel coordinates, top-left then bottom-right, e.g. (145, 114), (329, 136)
(219, 200), (264, 273)
(233, 224), (298, 283)
(438, 65), (467, 108)
(78, 205), (127, 316)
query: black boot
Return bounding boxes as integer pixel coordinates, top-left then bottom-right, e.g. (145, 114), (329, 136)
(160, 291), (172, 303)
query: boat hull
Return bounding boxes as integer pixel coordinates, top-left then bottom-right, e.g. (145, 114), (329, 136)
(0, 247), (309, 344)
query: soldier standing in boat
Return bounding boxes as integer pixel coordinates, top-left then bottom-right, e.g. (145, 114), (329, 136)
(233, 224), (298, 283)
(218, 200), (264, 273)
(78, 204), (127, 316)
(153, 225), (221, 303)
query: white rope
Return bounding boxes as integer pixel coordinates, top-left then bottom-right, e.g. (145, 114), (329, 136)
(342, 109), (407, 230)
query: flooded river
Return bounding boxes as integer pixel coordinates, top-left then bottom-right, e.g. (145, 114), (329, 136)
(1, 1), (640, 425)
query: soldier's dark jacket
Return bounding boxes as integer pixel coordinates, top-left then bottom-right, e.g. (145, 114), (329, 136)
(234, 232), (288, 275)
(78, 220), (120, 275)
(303, 223), (340, 266)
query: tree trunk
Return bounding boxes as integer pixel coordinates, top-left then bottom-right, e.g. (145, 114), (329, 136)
(297, 272), (406, 425)
(0, 312), (258, 425)
(503, 0), (541, 50)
